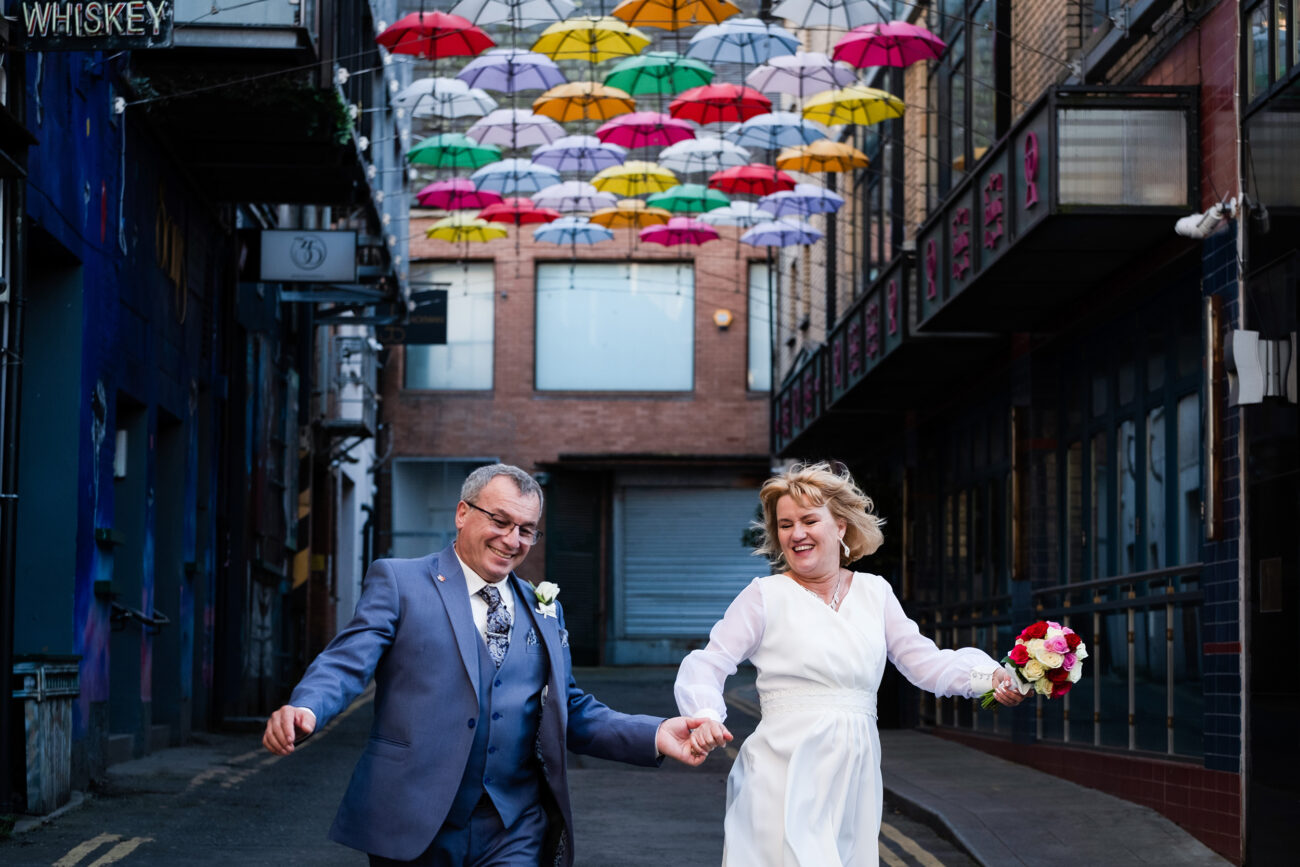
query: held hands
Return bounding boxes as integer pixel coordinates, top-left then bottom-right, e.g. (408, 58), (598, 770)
(263, 705), (317, 756)
(990, 669), (1027, 707)
(656, 716), (733, 766)
(687, 719), (732, 760)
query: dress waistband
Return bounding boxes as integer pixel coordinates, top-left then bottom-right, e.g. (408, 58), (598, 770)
(759, 686), (877, 718)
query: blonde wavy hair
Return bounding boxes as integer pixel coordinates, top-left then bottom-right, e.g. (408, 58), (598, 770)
(754, 461), (885, 569)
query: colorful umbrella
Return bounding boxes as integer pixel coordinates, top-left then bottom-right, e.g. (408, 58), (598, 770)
(590, 199), (674, 228)
(532, 82), (637, 122)
(449, 0), (575, 29)
(640, 216), (719, 246)
(770, 0), (884, 31)
(471, 158), (562, 194)
(686, 18), (799, 66)
(758, 183), (845, 217)
(646, 183), (730, 213)
(604, 51), (714, 95)
(775, 139), (870, 172)
(394, 77), (498, 119)
(802, 85), (906, 127)
(708, 164), (796, 197)
(533, 216), (616, 244)
(740, 218), (824, 246)
(724, 112), (829, 149)
(591, 161), (678, 196)
(657, 137), (750, 174)
(457, 49), (567, 92)
(425, 214), (510, 242)
(531, 135), (628, 173)
(610, 0), (740, 30)
(669, 84), (771, 125)
(833, 21), (948, 69)
(746, 52), (857, 100)
(596, 112), (697, 149)
(416, 179), (504, 210)
(376, 12), (494, 59)
(698, 201), (775, 226)
(466, 109), (567, 148)
(479, 197), (561, 224)
(531, 16), (651, 62)
(407, 133), (503, 168)
(532, 181), (620, 212)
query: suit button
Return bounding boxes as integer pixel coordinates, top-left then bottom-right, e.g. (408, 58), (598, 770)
(488, 746), (497, 754)
(494, 679), (502, 687)
(468, 719), (476, 729)
(484, 776), (493, 784)
(491, 712), (502, 720)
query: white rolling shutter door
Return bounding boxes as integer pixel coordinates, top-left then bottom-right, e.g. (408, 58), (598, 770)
(619, 486), (763, 638)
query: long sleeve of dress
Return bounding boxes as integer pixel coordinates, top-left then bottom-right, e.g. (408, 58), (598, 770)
(674, 578), (767, 723)
(881, 578), (1000, 698)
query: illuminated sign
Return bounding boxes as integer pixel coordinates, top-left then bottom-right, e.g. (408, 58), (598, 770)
(21, 1), (173, 51)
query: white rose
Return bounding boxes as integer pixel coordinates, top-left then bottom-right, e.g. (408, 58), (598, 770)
(1032, 646), (1064, 669)
(534, 581), (561, 604)
(1046, 626), (1066, 641)
(1033, 677), (1054, 696)
(1073, 642), (1089, 661)
(1022, 660), (1045, 681)
(1068, 664), (1082, 683)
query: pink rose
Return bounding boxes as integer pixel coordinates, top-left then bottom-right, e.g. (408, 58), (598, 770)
(1046, 621), (1062, 631)
(1044, 636), (1069, 653)
(1063, 652), (1077, 670)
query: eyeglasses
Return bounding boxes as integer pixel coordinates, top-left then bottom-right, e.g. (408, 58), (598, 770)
(463, 500), (543, 544)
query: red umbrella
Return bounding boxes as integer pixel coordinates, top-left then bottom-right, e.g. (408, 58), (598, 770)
(669, 84), (771, 125)
(708, 164), (796, 197)
(377, 12), (495, 59)
(479, 197), (561, 225)
(832, 21), (946, 69)
(416, 179), (503, 210)
(639, 216), (719, 246)
(596, 111), (697, 149)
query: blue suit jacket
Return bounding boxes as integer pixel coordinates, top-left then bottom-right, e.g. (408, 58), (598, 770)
(289, 546), (663, 863)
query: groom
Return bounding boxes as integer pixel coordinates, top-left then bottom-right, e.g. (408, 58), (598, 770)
(263, 463), (708, 865)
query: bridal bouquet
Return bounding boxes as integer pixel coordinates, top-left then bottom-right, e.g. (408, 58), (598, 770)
(980, 621), (1088, 708)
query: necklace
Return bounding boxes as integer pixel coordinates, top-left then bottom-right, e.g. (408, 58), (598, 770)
(795, 570), (847, 611)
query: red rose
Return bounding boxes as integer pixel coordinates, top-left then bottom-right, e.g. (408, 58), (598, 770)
(1008, 645), (1030, 665)
(1051, 682), (1072, 697)
(1019, 622), (1048, 641)
(1065, 633), (1082, 651)
(1047, 667), (1070, 683)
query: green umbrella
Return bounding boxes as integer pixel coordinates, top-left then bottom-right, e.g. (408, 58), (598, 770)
(604, 51), (714, 96)
(646, 183), (730, 213)
(407, 133), (502, 169)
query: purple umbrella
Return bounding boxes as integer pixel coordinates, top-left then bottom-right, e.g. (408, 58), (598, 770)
(532, 182), (619, 213)
(757, 183), (845, 217)
(532, 135), (628, 173)
(740, 218), (824, 246)
(467, 109), (567, 148)
(457, 48), (567, 92)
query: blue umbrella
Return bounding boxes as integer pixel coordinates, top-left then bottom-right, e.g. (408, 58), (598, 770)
(457, 48), (567, 93)
(471, 158), (562, 194)
(740, 218), (824, 246)
(531, 135), (628, 173)
(686, 18), (800, 66)
(725, 111), (830, 149)
(758, 183), (845, 217)
(533, 216), (615, 245)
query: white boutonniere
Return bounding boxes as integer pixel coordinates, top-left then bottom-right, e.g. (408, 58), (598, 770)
(531, 581), (560, 619)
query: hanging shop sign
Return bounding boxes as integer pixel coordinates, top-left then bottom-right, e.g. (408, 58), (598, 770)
(260, 230), (358, 284)
(377, 290), (448, 345)
(20, 0), (174, 50)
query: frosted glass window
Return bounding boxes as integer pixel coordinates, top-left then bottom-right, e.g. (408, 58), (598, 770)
(390, 459), (486, 558)
(536, 262), (694, 391)
(1246, 108), (1300, 206)
(748, 263), (772, 391)
(405, 262), (495, 390)
(1058, 109), (1188, 206)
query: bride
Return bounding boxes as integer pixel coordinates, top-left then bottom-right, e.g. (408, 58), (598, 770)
(676, 462), (1024, 866)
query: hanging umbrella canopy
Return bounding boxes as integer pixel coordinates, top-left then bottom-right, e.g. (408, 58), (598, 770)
(708, 163), (796, 197)
(531, 135), (628, 173)
(698, 201), (775, 226)
(457, 48), (567, 93)
(758, 182), (845, 217)
(591, 161), (679, 196)
(771, 0), (884, 30)
(802, 85), (906, 126)
(685, 18), (799, 66)
(471, 158), (562, 194)
(610, 0), (740, 30)
(833, 21), (948, 69)
(395, 77), (498, 119)
(408, 132), (503, 168)
(724, 111), (830, 150)
(532, 181), (620, 212)
(746, 52), (858, 100)
(604, 51), (714, 96)
(775, 139), (870, 172)
(590, 198), (674, 228)
(426, 214), (510, 242)
(646, 183), (730, 213)
(466, 109), (567, 148)
(669, 84), (771, 126)
(531, 16), (651, 62)
(657, 136), (751, 174)
(449, 0), (576, 28)
(480, 196), (562, 224)
(533, 82), (637, 122)
(596, 111), (697, 149)
(377, 12), (495, 59)
(640, 216), (719, 246)
(740, 217), (824, 246)
(534, 216), (616, 244)
(416, 178), (505, 210)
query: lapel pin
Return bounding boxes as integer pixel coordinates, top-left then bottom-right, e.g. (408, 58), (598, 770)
(437, 574), (446, 582)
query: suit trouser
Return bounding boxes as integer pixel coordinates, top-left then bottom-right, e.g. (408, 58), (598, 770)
(368, 796), (547, 867)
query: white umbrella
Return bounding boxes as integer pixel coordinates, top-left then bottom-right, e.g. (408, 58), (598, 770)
(746, 53), (858, 100)
(471, 158), (563, 194)
(466, 109), (567, 148)
(657, 137), (751, 174)
(698, 202), (776, 226)
(394, 77), (498, 119)
(771, 0), (885, 30)
(450, 0), (576, 28)
(532, 181), (620, 213)
(686, 18), (800, 66)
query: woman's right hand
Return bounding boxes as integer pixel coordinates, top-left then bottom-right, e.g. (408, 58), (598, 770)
(688, 719), (733, 758)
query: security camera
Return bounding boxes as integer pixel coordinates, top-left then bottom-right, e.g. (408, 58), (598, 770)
(1174, 203), (1225, 239)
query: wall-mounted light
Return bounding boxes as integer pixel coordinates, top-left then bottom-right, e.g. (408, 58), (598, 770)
(1226, 329), (1297, 404)
(713, 309), (734, 330)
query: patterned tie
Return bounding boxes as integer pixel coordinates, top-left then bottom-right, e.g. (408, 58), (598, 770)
(479, 585), (511, 668)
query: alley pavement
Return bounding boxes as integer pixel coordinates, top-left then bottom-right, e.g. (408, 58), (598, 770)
(1, 667), (1225, 866)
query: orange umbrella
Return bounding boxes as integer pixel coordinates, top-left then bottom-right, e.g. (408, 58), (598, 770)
(775, 139), (870, 172)
(610, 0), (741, 30)
(590, 198), (674, 228)
(533, 82), (638, 122)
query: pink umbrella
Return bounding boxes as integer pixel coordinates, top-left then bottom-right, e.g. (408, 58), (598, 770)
(416, 178), (504, 210)
(639, 216), (719, 246)
(832, 21), (946, 69)
(596, 111), (697, 149)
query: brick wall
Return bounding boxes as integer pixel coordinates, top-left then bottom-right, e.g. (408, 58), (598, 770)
(1010, 0), (1078, 121)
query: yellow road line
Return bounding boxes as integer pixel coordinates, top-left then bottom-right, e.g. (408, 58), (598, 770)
(881, 821), (946, 867)
(83, 837), (153, 867)
(53, 833), (121, 867)
(878, 839), (909, 867)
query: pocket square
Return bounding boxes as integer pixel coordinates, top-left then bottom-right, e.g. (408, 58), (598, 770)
(526, 627), (539, 647)
(559, 628), (569, 648)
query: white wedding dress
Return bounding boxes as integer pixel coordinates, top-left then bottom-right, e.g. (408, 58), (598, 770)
(675, 573), (999, 867)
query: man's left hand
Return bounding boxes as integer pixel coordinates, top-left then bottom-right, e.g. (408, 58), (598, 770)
(656, 716), (729, 766)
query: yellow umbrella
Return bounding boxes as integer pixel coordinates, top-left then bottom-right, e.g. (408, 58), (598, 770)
(531, 16), (651, 62)
(801, 85), (906, 127)
(425, 214), (509, 242)
(590, 198), (674, 228)
(533, 82), (638, 123)
(610, 0), (740, 30)
(591, 161), (679, 197)
(775, 140), (871, 173)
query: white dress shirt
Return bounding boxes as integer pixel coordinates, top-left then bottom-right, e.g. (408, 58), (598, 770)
(455, 547), (517, 643)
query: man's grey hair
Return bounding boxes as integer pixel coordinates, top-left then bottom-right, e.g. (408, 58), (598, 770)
(461, 463), (544, 510)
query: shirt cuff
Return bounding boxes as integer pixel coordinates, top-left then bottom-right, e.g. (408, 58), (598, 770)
(969, 668), (996, 697)
(692, 708), (724, 723)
